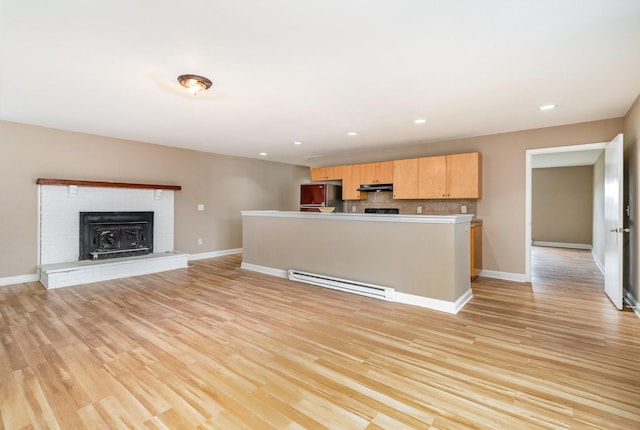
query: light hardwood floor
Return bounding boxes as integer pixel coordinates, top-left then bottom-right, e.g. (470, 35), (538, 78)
(1, 248), (639, 429)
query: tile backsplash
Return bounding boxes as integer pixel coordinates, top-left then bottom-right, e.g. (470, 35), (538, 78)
(343, 191), (477, 216)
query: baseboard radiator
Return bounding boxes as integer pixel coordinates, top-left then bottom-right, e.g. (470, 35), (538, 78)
(287, 269), (395, 301)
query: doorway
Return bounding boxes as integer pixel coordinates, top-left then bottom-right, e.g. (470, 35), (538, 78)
(525, 142), (607, 283)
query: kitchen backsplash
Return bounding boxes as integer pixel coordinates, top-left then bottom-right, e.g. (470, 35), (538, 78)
(343, 192), (477, 216)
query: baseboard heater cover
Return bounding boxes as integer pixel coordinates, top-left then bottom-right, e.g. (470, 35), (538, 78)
(287, 269), (395, 301)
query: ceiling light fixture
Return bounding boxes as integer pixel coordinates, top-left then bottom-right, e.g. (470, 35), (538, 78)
(177, 74), (212, 95)
(293, 141), (303, 145)
(414, 119), (427, 124)
(259, 152), (268, 156)
(538, 104), (557, 111)
(347, 132), (357, 136)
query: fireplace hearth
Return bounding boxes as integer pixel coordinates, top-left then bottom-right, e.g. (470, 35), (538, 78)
(79, 212), (154, 261)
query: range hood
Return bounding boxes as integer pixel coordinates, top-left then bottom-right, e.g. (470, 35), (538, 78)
(357, 183), (393, 192)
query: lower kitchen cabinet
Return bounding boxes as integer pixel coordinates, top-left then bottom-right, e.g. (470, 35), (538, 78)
(471, 224), (482, 280)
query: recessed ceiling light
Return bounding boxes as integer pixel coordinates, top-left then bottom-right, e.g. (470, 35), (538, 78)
(293, 141), (303, 145)
(347, 132), (357, 136)
(259, 152), (267, 156)
(538, 104), (557, 111)
(414, 119), (427, 124)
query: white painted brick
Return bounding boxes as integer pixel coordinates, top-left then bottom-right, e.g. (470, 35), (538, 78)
(40, 185), (175, 265)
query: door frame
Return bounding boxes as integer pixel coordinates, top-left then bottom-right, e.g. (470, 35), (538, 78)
(525, 142), (607, 282)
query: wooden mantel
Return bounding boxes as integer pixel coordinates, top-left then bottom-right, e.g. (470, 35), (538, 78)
(36, 178), (181, 191)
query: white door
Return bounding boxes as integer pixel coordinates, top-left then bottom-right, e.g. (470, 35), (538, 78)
(604, 133), (625, 309)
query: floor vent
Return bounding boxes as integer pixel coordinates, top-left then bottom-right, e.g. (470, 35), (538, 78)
(287, 270), (395, 301)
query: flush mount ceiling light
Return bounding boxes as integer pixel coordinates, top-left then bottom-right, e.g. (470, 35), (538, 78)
(177, 74), (212, 95)
(347, 132), (357, 136)
(414, 118), (427, 124)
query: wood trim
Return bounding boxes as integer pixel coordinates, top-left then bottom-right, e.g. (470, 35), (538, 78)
(36, 178), (181, 190)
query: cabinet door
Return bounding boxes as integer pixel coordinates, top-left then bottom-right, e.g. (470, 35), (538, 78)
(392, 158), (418, 199)
(471, 224), (482, 279)
(448, 153), (481, 198)
(418, 155), (447, 198)
(376, 161), (394, 183)
(359, 163), (377, 184)
(310, 165), (343, 181)
(342, 164), (366, 200)
(325, 165), (343, 180)
(310, 167), (326, 181)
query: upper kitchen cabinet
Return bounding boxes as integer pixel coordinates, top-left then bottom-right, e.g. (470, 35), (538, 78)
(342, 164), (367, 200)
(446, 152), (482, 198)
(421, 152), (482, 199)
(360, 161), (394, 184)
(394, 152), (482, 199)
(418, 156), (448, 198)
(310, 165), (343, 181)
(393, 158), (419, 199)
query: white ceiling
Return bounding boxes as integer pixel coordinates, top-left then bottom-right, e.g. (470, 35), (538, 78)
(1, 1), (639, 166)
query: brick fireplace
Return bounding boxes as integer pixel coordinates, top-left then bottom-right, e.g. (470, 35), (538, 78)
(37, 179), (188, 288)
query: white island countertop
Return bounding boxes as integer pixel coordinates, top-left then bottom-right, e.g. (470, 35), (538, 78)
(241, 210), (474, 314)
(241, 210), (473, 224)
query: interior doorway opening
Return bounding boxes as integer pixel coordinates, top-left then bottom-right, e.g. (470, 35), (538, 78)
(525, 142), (607, 283)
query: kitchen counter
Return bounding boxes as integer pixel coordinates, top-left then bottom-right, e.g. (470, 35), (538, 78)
(241, 211), (473, 313)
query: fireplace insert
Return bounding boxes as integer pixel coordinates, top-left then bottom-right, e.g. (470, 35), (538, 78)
(79, 212), (153, 260)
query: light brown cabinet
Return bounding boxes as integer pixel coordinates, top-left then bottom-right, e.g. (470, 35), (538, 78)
(341, 164), (367, 200)
(310, 152), (481, 200)
(470, 224), (482, 280)
(394, 152), (482, 199)
(447, 152), (482, 199)
(360, 161), (394, 184)
(418, 155), (448, 198)
(392, 158), (418, 199)
(310, 165), (343, 181)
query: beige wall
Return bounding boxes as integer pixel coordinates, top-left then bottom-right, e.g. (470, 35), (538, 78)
(623, 94), (640, 303)
(0, 120), (309, 278)
(532, 166), (593, 245)
(309, 118), (625, 276)
(242, 213), (470, 302)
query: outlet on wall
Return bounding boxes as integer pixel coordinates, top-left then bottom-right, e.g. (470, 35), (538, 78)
(461, 205), (467, 214)
(352, 206), (356, 213)
(197, 238), (203, 245)
(197, 204), (205, 211)
(417, 206), (422, 214)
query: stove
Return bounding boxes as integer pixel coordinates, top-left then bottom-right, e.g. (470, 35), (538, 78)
(364, 208), (399, 214)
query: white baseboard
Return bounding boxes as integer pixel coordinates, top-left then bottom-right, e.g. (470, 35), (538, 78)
(478, 269), (527, 283)
(624, 291), (640, 319)
(0, 274), (40, 287)
(189, 248), (242, 261)
(532, 241), (592, 250)
(395, 288), (473, 314)
(592, 251), (605, 275)
(240, 262), (288, 278)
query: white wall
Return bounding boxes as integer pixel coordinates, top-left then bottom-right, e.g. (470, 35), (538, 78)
(592, 152), (606, 271)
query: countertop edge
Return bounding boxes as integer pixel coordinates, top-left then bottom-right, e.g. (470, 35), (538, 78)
(240, 210), (474, 224)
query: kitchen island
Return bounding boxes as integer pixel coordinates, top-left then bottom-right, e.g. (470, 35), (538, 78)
(241, 211), (474, 313)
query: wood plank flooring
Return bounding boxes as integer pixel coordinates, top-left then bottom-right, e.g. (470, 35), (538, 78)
(1, 247), (639, 429)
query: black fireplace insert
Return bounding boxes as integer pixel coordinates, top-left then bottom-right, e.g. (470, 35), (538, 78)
(79, 212), (154, 261)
